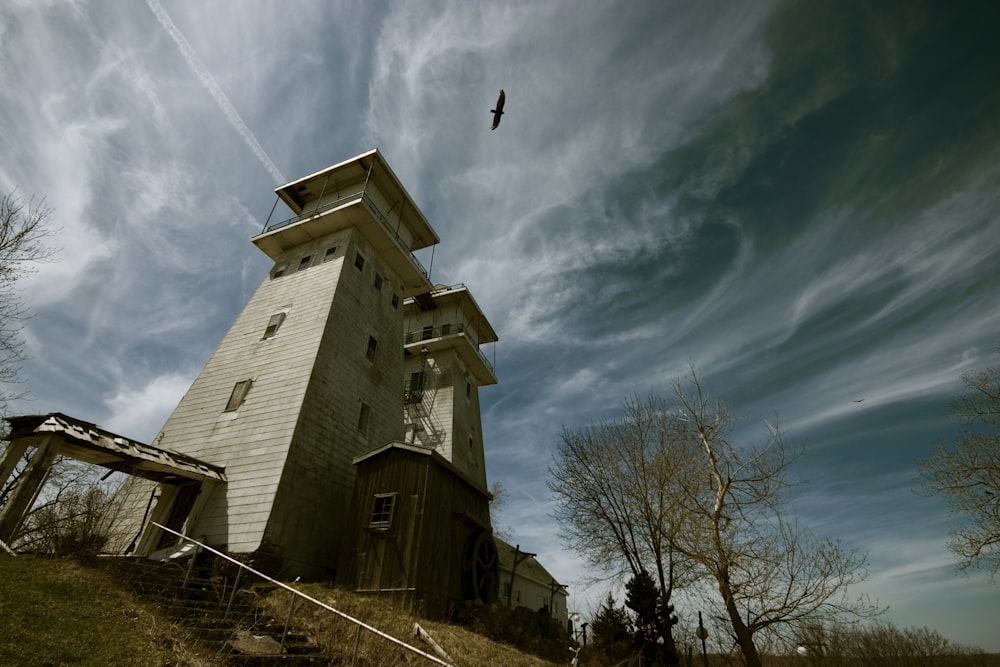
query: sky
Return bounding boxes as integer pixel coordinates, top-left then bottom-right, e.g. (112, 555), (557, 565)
(2, 0), (999, 653)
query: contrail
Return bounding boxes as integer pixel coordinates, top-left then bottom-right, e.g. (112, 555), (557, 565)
(145, 0), (286, 185)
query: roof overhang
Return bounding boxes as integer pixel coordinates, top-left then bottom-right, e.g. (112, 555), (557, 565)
(353, 440), (491, 498)
(3, 413), (227, 485)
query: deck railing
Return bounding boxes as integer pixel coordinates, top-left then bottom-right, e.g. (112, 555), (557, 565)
(261, 189), (429, 280)
(404, 323), (495, 375)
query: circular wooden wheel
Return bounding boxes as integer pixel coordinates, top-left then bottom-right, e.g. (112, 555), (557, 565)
(463, 530), (498, 603)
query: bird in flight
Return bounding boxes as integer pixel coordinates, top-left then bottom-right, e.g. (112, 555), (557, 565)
(853, 398), (865, 403)
(491, 89), (505, 130)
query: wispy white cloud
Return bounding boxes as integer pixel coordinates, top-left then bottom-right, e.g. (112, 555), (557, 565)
(144, 0), (285, 185)
(103, 371), (194, 442)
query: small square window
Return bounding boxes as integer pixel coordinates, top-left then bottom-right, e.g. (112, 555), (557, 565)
(224, 379), (253, 412)
(369, 493), (396, 529)
(272, 264), (286, 279)
(262, 312), (286, 339)
(324, 246), (338, 262)
(357, 402), (371, 432)
(355, 253), (365, 270)
(299, 255), (312, 269)
(366, 335), (378, 361)
(422, 325), (433, 341)
(391, 293), (400, 309)
(374, 273), (383, 290)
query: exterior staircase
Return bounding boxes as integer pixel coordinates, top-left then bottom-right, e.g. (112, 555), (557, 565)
(98, 554), (328, 665)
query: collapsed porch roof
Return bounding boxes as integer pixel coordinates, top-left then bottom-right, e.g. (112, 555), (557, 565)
(3, 413), (227, 485)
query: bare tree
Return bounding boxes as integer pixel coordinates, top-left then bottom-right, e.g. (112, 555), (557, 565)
(549, 374), (878, 667)
(488, 480), (513, 542)
(550, 395), (696, 665)
(919, 361), (1000, 578)
(0, 191), (56, 414)
(669, 374), (879, 667)
(1, 454), (119, 556)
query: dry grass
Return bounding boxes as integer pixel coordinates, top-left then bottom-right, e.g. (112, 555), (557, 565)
(1, 554), (567, 667)
(256, 582), (566, 667)
(0, 554), (209, 667)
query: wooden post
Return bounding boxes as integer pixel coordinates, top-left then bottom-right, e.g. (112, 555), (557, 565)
(0, 435), (58, 544)
(414, 623), (453, 664)
(0, 441), (29, 490)
(506, 544), (536, 608)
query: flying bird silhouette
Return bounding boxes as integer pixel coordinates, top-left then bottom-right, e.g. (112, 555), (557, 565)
(490, 89), (505, 130)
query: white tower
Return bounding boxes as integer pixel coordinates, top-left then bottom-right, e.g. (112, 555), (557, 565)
(402, 284), (497, 490)
(131, 150), (438, 577)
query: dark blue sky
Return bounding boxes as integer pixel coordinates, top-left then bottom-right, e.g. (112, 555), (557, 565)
(2, 0), (999, 651)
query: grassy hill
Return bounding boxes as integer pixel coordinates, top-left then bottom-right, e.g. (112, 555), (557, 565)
(0, 554), (564, 667)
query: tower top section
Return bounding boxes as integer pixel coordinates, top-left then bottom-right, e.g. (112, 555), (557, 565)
(404, 283), (498, 386)
(253, 149), (440, 295)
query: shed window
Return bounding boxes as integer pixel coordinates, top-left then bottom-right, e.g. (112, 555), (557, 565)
(374, 273), (383, 290)
(262, 312), (286, 339)
(299, 255), (311, 269)
(271, 264), (286, 279)
(369, 493), (396, 529)
(324, 246), (338, 262)
(391, 293), (400, 309)
(224, 379), (253, 412)
(355, 253), (365, 270)
(366, 335), (378, 361)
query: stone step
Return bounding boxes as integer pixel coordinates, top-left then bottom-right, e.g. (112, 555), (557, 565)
(98, 555), (333, 665)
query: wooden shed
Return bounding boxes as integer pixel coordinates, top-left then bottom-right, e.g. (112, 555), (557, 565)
(342, 441), (497, 616)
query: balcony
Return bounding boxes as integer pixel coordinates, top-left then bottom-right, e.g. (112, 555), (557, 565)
(404, 322), (496, 384)
(255, 189), (430, 282)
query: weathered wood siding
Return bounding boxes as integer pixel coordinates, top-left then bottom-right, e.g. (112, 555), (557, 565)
(347, 444), (492, 614)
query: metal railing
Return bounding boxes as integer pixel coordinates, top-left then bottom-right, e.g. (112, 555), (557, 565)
(404, 323), (495, 375)
(151, 522), (452, 666)
(261, 189), (430, 280)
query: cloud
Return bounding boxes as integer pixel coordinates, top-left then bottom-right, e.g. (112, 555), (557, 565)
(144, 0), (285, 184)
(102, 371), (194, 442)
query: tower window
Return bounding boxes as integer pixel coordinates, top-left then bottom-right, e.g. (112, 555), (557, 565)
(262, 312), (286, 339)
(391, 293), (399, 309)
(369, 493), (396, 529)
(441, 323), (451, 336)
(271, 264), (286, 279)
(374, 273), (383, 290)
(355, 253), (366, 271)
(324, 246), (338, 262)
(224, 379), (253, 412)
(409, 371), (424, 392)
(422, 325), (433, 341)
(366, 335), (378, 361)
(299, 255), (311, 269)
(466, 380), (471, 398)
(357, 402), (371, 433)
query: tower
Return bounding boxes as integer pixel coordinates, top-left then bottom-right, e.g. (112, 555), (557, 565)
(130, 150), (439, 577)
(402, 285), (498, 490)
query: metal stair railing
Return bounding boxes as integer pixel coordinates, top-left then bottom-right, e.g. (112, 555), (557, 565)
(151, 522), (453, 666)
